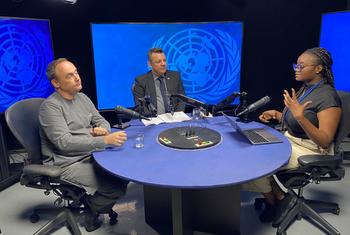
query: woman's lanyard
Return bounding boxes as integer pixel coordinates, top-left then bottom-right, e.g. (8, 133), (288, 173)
(283, 80), (324, 124)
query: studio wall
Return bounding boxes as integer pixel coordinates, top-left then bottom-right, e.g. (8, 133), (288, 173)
(0, 0), (347, 149)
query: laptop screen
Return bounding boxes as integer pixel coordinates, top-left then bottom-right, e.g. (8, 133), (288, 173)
(221, 112), (238, 130)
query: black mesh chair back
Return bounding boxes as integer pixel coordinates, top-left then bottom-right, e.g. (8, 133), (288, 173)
(334, 91), (350, 153)
(5, 98), (44, 164)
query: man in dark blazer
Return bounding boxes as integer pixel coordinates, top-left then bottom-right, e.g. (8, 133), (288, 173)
(133, 48), (185, 117)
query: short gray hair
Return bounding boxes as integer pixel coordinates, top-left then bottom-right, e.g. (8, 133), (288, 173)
(46, 58), (68, 81)
(147, 48), (164, 61)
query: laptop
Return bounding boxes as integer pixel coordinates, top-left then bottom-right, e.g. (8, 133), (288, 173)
(221, 113), (283, 145)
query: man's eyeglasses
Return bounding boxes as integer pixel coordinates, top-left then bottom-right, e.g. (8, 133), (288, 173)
(292, 63), (317, 72)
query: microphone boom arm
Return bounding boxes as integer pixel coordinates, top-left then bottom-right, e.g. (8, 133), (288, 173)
(170, 94), (208, 108)
(212, 91), (247, 114)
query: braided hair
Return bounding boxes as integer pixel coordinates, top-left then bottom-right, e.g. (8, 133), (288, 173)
(304, 47), (335, 87)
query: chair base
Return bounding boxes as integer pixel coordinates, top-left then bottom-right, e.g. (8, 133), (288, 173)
(276, 197), (340, 235)
(30, 205), (84, 223)
(254, 196), (340, 235)
(30, 205), (118, 234)
(33, 208), (81, 235)
(305, 199), (340, 215)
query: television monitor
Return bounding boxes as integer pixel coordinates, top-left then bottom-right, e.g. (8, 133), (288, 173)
(91, 22), (243, 110)
(0, 17), (55, 113)
(320, 11), (350, 93)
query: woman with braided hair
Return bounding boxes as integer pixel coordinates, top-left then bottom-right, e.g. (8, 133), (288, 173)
(242, 47), (342, 223)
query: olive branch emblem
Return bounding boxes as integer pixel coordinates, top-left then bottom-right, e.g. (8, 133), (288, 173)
(151, 29), (241, 103)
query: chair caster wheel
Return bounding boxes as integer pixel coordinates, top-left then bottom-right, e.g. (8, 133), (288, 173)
(109, 211), (118, 225)
(276, 231), (286, 235)
(30, 213), (40, 223)
(332, 208), (340, 215)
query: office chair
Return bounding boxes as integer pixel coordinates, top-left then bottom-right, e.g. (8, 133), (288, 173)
(254, 91), (350, 235)
(341, 136), (350, 162)
(5, 98), (116, 234)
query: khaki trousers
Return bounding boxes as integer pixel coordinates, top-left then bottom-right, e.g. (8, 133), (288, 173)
(242, 131), (334, 193)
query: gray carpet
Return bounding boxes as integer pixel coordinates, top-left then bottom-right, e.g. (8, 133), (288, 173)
(0, 169), (350, 235)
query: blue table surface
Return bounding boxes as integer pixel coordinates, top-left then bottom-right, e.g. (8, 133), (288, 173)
(93, 116), (291, 189)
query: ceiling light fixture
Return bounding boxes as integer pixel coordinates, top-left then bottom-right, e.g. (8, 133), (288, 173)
(63, 0), (78, 4)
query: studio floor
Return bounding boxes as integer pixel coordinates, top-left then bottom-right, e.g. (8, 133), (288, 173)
(1, 165), (350, 235)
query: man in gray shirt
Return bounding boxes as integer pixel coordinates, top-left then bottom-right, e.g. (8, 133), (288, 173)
(39, 58), (128, 232)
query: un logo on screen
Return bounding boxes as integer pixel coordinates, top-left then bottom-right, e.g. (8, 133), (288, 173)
(0, 23), (53, 110)
(153, 28), (241, 104)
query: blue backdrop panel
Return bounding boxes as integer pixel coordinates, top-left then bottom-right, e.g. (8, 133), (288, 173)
(91, 22), (243, 110)
(320, 11), (350, 92)
(0, 17), (54, 112)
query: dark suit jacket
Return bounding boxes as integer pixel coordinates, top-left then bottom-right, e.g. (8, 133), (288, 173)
(133, 70), (185, 116)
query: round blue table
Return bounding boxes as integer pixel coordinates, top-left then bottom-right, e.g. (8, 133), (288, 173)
(94, 116), (291, 234)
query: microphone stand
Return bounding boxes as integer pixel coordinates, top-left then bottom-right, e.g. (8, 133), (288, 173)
(145, 97), (157, 117)
(212, 92), (247, 116)
(138, 98), (146, 118)
(113, 113), (130, 129)
(236, 93), (250, 123)
(169, 95), (175, 116)
(138, 96), (157, 117)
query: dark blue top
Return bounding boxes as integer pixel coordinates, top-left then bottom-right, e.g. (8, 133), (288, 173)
(285, 83), (341, 139)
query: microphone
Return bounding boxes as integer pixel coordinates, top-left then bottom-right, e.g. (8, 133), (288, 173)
(170, 94), (206, 108)
(213, 91), (248, 111)
(115, 106), (151, 120)
(170, 94), (209, 115)
(237, 96), (270, 116)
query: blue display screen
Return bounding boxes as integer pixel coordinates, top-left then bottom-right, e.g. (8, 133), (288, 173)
(0, 17), (54, 112)
(320, 11), (350, 93)
(91, 22), (243, 110)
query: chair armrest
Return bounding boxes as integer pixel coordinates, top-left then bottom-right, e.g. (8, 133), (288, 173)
(298, 154), (342, 168)
(23, 164), (62, 178)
